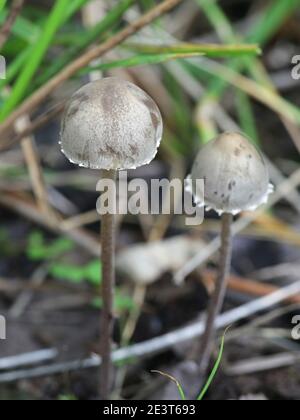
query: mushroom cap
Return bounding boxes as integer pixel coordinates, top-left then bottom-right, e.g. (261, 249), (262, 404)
(187, 132), (273, 215)
(60, 77), (163, 170)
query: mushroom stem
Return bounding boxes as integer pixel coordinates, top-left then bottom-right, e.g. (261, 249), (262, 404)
(198, 212), (233, 376)
(100, 169), (117, 399)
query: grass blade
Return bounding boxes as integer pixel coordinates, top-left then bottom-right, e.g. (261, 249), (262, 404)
(248, 0), (300, 44)
(31, 0), (135, 90)
(0, 11), (40, 43)
(2, 0), (92, 38)
(235, 90), (259, 145)
(0, 0), (94, 93)
(151, 370), (186, 400)
(193, 0), (300, 127)
(185, 59), (300, 124)
(195, 0), (300, 97)
(79, 52), (203, 74)
(127, 42), (261, 58)
(0, 0), (6, 13)
(64, 0), (92, 22)
(197, 328), (229, 401)
(0, 0), (70, 120)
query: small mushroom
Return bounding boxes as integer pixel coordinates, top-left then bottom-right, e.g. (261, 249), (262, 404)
(186, 132), (273, 377)
(60, 77), (163, 170)
(186, 131), (273, 215)
(59, 77), (163, 398)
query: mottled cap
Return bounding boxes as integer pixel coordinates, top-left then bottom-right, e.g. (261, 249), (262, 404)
(186, 132), (273, 215)
(60, 77), (163, 170)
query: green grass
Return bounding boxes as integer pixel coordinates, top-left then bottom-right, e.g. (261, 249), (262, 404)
(0, 0), (71, 119)
(26, 230), (135, 313)
(189, 0), (300, 144)
(195, 0), (300, 103)
(0, 9), (39, 43)
(0, 0), (298, 168)
(79, 52), (205, 75)
(0, 0), (283, 123)
(235, 90), (259, 145)
(31, 0), (136, 91)
(27, 230), (74, 261)
(0, 0), (6, 13)
(50, 260), (101, 286)
(127, 42), (262, 57)
(0, 3), (89, 92)
(0, 0), (96, 113)
(197, 330), (228, 401)
(0, 0), (141, 100)
(152, 329), (229, 400)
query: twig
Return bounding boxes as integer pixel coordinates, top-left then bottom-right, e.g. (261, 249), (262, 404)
(0, 281), (299, 383)
(0, 190), (100, 256)
(0, 0), (24, 49)
(0, 348), (57, 371)
(225, 352), (300, 376)
(226, 304), (300, 345)
(33, 294), (92, 311)
(253, 262), (300, 281)
(203, 270), (300, 304)
(0, 103), (65, 152)
(15, 115), (56, 224)
(0, 0), (183, 140)
(9, 263), (49, 318)
(60, 210), (99, 230)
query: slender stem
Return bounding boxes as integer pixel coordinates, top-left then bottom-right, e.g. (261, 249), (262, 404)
(100, 169), (117, 400)
(198, 212), (233, 376)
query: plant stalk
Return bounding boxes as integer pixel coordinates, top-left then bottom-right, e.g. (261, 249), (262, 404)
(198, 212), (233, 376)
(100, 169), (117, 400)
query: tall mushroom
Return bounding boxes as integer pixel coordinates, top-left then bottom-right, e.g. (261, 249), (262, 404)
(60, 77), (163, 398)
(186, 132), (273, 377)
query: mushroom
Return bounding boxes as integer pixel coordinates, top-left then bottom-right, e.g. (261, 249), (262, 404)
(186, 132), (273, 376)
(60, 77), (163, 398)
(60, 77), (162, 171)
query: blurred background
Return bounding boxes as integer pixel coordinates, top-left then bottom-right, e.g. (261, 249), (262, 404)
(0, 0), (300, 400)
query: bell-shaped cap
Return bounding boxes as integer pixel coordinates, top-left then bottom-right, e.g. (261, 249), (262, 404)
(60, 77), (163, 170)
(186, 132), (273, 215)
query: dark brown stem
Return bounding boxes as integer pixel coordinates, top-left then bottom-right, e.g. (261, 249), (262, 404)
(198, 212), (233, 376)
(100, 169), (117, 400)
